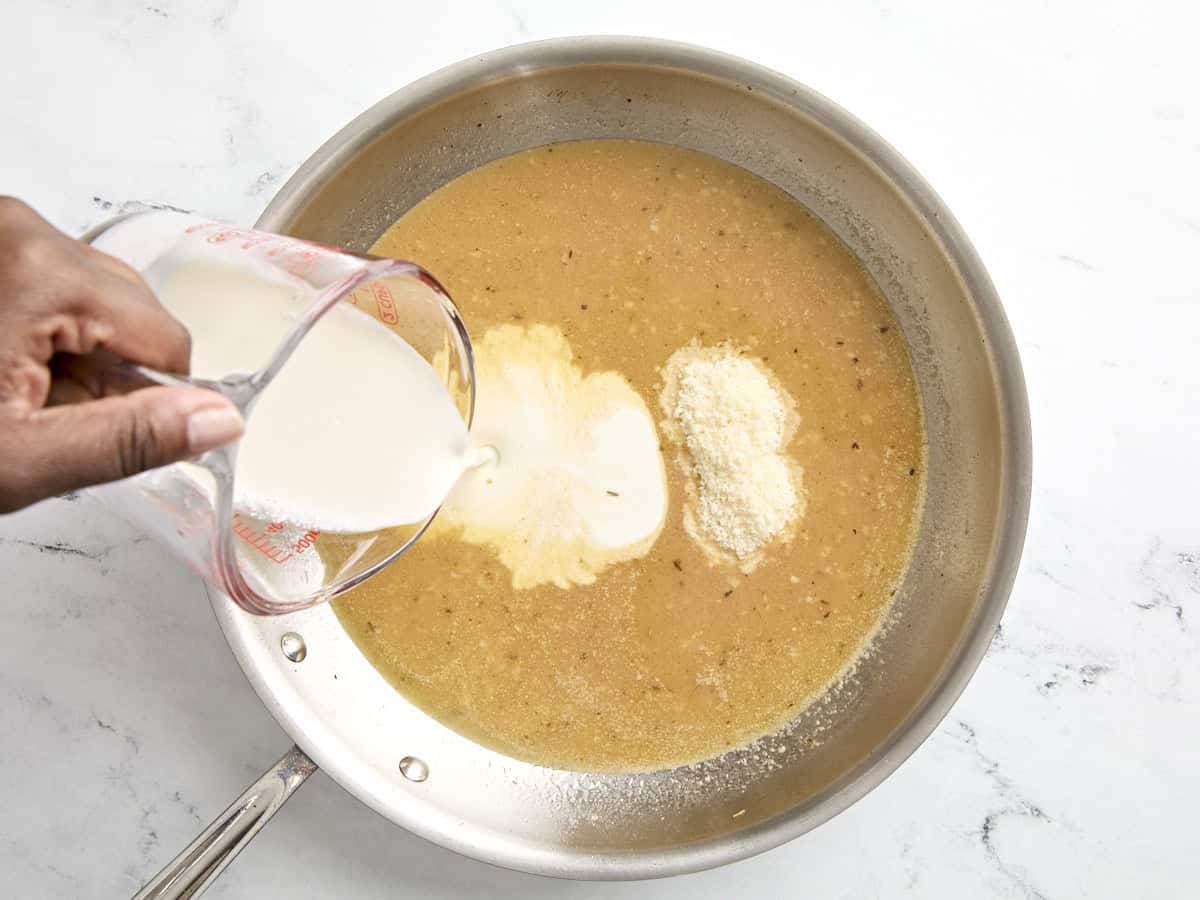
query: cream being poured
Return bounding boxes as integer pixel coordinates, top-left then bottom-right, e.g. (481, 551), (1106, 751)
(432, 323), (668, 588)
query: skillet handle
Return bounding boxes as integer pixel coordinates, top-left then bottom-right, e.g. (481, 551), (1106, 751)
(133, 746), (317, 900)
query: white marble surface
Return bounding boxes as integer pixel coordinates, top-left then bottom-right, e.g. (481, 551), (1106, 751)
(2, 1), (1197, 897)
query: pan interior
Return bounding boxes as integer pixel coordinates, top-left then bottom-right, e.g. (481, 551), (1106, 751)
(215, 40), (1026, 879)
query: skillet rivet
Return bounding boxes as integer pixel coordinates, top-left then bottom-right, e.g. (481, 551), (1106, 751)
(281, 632), (307, 663)
(399, 756), (429, 782)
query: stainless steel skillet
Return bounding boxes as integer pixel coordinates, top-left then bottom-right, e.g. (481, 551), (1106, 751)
(135, 36), (1031, 898)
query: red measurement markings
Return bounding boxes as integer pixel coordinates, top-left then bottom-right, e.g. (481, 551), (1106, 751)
(180, 223), (337, 276)
(231, 512), (293, 564)
(291, 529), (320, 554)
(237, 233), (275, 251)
(283, 246), (321, 276)
(204, 227), (247, 246)
(183, 221), (220, 235)
(371, 282), (399, 324)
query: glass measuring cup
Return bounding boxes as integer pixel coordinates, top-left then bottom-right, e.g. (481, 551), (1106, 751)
(83, 210), (474, 615)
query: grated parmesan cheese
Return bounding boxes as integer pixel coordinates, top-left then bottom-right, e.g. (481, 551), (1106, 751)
(663, 348), (800, 559)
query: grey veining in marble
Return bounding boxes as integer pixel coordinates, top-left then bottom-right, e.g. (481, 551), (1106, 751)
(1, 0), (1197, 897)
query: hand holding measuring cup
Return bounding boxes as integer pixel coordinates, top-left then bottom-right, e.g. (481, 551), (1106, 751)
(0, 201), (477, 615)
(0, 197), (245, 511)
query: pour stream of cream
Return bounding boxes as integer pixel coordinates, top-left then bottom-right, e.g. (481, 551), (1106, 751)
(432, 323), (668, 588)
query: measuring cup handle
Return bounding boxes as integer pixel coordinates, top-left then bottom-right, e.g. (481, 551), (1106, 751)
(132, 746), (317, 900)
(119, 363), (259, 413)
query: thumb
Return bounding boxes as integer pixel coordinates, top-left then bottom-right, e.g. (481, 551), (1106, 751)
(18, 386), (244, 499)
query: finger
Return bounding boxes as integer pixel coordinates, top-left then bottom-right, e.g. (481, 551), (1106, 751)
(2, 386), (243, 504)
(63, 264), (193, 375)
(49, 349), (147, 401)
(46, 376), (93, 406)
(79, 241), (147, 287)
(0, 204), (194, 376)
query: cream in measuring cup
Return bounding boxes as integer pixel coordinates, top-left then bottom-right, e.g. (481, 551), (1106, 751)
(84, 210), (481, 614)
(158, 256), (470, 531)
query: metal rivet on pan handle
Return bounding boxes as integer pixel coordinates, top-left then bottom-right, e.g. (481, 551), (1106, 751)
(280, 632), (307, 662)
(399, 756), (429, 782)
